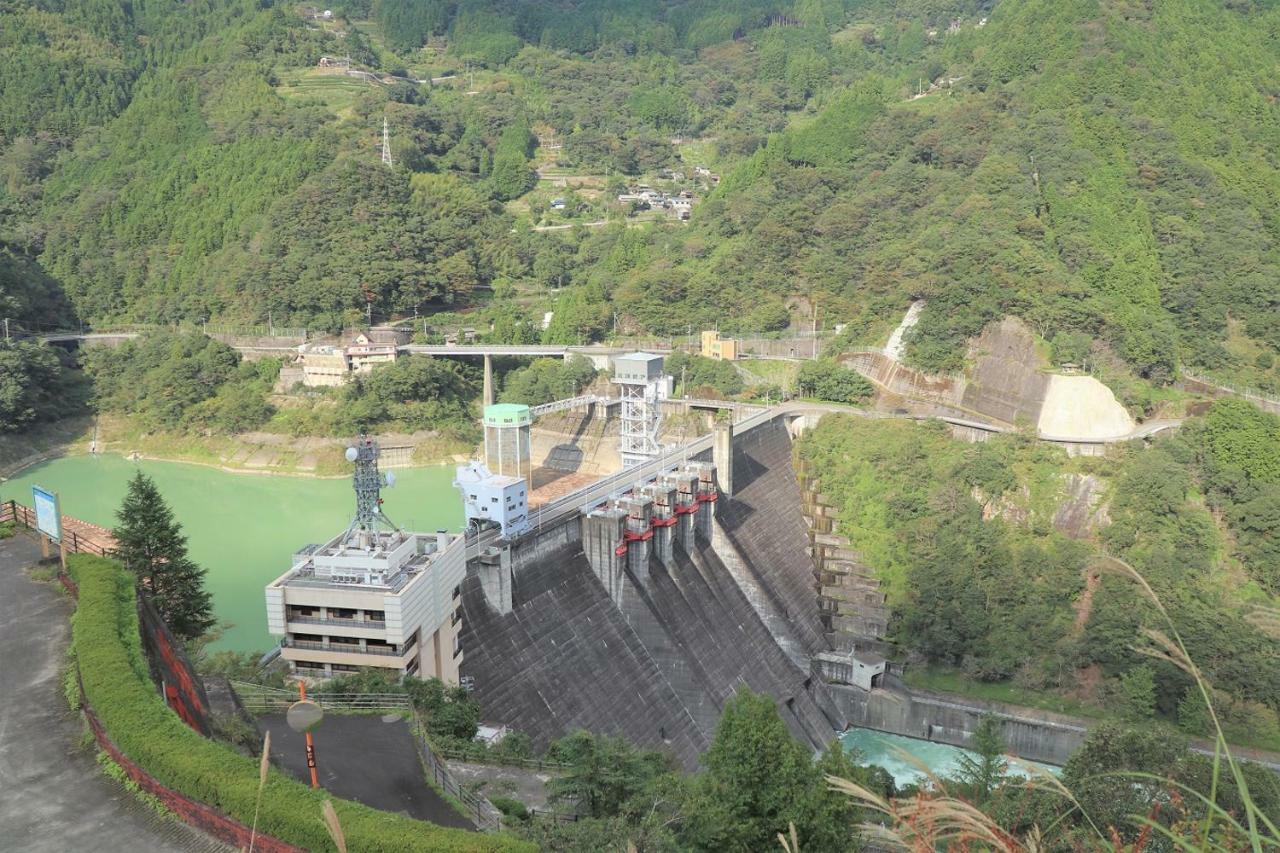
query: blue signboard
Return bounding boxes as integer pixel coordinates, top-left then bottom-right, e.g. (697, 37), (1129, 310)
(32, 486), (61, 543)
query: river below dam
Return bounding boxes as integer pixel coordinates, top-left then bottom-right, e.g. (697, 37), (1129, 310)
(1, 454), (461, 653)
(841, 728), (1058, 787)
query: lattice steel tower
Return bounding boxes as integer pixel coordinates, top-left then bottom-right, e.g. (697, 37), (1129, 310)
(381, 116), (393, 168)
(346, 434), (396, 536)
(612, 353), (667, 468)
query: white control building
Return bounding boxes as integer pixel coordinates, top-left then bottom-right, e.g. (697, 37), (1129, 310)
(264, 436), (467, 682)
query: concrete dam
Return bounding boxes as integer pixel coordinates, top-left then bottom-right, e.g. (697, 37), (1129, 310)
(456, 418), (848, 769)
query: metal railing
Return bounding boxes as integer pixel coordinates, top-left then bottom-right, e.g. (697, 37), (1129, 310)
(283, 639), (411, 657)
(410, 712), (504, 832)
(1182, 370), (1280, 413)
(285, 615), (387, 630)
(230, 681), (413, 713)
(0, 500), (115, 558)
(229, 681), (505, 831)
(435, 745), (569, 772)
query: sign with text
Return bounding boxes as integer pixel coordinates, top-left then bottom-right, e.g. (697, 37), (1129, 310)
(32, 486), (61, 543)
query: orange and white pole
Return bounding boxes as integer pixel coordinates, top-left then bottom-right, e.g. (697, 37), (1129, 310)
(299, 681), (319, 789)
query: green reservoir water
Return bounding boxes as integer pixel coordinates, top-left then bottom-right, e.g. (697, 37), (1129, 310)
(2, 454), (462, 653)
(841, 728), (1058, 787)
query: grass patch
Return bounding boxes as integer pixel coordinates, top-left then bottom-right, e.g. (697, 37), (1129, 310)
(903, 665), (1110, 720)
(98, 751), (173, 817)
(736, 358), (800, 390)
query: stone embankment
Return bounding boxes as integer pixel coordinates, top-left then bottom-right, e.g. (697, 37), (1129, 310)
(831, 678), (1088, 767)
(844, 314), (1143, 445)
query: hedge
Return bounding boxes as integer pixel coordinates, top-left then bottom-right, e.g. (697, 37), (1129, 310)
(68, 554), (533, 853)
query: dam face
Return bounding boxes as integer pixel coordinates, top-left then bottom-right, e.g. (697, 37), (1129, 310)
(456, 418), (846, 769)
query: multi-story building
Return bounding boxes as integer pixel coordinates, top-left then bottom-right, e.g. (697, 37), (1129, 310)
(264, 435), (466, 682)
(700, 330), (738, 361)
(455, 460), (529, 538)
(346, 332), (399, 374)
(265, 528), (467, 682)
(299, 345), (351, 387)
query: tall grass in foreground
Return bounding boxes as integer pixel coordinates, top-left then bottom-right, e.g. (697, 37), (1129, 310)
(827, 556), (1280, 851)
(247, 730), (269, 853)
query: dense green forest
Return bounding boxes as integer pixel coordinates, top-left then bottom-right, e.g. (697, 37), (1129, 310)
(797, 403), (1280, 750)
(4, 0), (1280, 392)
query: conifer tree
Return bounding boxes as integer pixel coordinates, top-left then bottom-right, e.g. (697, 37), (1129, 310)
(953, 713), (1008, 803)
(113, 470), (213, 641)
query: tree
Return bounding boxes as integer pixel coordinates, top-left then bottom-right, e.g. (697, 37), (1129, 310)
(682, 690), (860, 852)
(1061, 722), (1189, 841)
(404, 677), (481, 743)
(952, 714), (1007, 803)
(797, 360), (873, 404)
(112, 471), (213, 641)
(500, 356), (596, 407)
(1116, 665), (1157, 721)
(0, 342), (83, 430)
(546, 730), (672, 819)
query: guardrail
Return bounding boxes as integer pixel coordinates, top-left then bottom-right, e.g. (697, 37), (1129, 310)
(283, 639), (412, 657)
(285, 615), (387, 630)
(410, 712), (504, 832)
(229, 681), (413, 714)
(229, 681), (504, 831)
(436, 746), (569, 772)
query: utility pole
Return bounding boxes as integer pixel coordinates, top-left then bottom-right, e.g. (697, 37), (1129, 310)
(376, 117), (391, 169)
(3, 318), (8, 343)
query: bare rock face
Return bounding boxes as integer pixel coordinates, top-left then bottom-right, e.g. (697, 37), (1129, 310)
(960, 317), (1050, 428)
(1052, 473), (1111, 539)
(975, 485), (1031, 527)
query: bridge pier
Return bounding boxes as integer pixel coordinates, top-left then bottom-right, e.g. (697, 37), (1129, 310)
(713, 421), (733, 498)
(482, 354), (494, 406)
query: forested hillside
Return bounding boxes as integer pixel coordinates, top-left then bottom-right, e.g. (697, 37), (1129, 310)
(0, 0), (974, 331)
(616, 0), (1280, 383)
(4, 0), (1280, 389)
(798, 403), (1280, 751)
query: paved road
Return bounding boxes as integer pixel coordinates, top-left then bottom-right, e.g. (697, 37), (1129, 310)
(260, 712), (475, 830)
(0, 536), (227, 852)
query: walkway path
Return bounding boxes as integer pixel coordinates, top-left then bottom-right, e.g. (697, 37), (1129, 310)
(259, 713), (475, 829)
(0, 536), (227, 852)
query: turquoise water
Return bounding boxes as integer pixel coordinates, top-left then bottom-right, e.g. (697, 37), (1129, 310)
(1, 454), (462, 653)
(841, 728), (1058, 787)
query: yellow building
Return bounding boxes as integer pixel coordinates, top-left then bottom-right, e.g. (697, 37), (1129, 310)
(700, 330), (738, 361)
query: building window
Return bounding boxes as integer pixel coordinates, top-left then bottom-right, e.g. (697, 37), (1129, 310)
(452, 584), (461, 600)
(490, 497), (498, 503)
(451, 606), (462, 626)
(453, 635), (463, 658)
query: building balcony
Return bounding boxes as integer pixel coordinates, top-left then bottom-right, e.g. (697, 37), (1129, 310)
(287, 614), (387, 630)
(284, 638), (412, 658)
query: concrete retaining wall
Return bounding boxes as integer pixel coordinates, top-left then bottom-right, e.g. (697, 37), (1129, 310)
(830, 683), (1088, 767)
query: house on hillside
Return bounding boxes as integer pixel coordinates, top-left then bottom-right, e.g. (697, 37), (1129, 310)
(346, 332), (399, 374)
(299, 345), (350, 387)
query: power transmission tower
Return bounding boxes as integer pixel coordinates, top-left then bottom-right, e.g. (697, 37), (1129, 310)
(381, 116), (393, 168)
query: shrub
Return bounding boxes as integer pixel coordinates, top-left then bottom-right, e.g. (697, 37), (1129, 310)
(68, 554), (531, 853)
(796, 360), (873, 403)
(490, 796), (528, 821)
